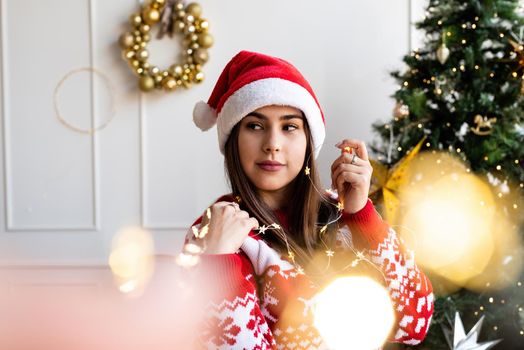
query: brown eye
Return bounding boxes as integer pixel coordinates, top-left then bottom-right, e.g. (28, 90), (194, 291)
(246, 122), (263, 130)
(283, 124), (298, 131)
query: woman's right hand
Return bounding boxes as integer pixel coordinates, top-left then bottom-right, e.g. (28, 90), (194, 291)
(200, 201), (259, 254)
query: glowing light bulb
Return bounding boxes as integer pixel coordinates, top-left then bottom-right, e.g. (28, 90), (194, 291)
(314, 277), (395, 350)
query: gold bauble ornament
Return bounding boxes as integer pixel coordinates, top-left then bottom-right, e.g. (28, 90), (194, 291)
(119, 32), (135, 48)
(137, 49), (149, 60)
(169, 64), (184, 77)
(139, 75), (155, 92)
(142, 7), (161, 25)
(130, 13), (142, 26)
(154, 73), (163, 84)
(197, 33), (213, 48)
(195, 71), (204, 83)
(437, 42), (450, 64)
(186, 3), (203, 18)
(193, 48), (209, 64)
(124, 49), (136, 60)
(139, 24), (151, 33)
(174, 1), (184, 11)
(152, 0), (164, 9)
(150, 66), (160, 75)
(186, 25), (196, 34)
(196, 19), (209, 32)
(173, 20), (185, 33)
(162, 76), (177, 90)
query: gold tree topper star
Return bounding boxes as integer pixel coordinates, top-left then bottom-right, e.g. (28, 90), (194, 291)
(369, 137), (426, 224)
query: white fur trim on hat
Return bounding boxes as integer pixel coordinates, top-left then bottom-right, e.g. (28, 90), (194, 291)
(193, 100), (217, 131)
(217, 78), (325, 158)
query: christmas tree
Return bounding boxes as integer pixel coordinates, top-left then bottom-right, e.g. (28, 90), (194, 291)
(372, 0), (524, 349)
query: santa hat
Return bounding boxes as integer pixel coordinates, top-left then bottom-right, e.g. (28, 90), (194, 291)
(193, 50), (326, 158)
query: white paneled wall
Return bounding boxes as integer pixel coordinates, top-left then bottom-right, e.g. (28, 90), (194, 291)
(0, 0), (423, 268)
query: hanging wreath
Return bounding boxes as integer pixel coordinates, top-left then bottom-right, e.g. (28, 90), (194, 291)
(119, 0), (213, 92)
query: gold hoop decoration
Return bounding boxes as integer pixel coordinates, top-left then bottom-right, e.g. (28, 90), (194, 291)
(54, 67), (116, 134)
(119, 0), (213, 92)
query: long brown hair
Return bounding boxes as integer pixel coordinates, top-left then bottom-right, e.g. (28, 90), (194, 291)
(224, 113), (339, 269)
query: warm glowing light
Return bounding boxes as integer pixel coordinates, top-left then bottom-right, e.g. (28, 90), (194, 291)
(399, 153), (496, 286)
(175, 252), (200, 267)
(119, 279), (138, 293)
(108, 226), (155, 295)
(398, 152), (524, 293)
(314, 277), (395, 350)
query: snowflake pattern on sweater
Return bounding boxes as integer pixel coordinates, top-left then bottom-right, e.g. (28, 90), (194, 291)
(187, 195), (434, 349)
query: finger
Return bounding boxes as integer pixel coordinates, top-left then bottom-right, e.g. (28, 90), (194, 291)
(331, 152), (356, 173)
(331, 159), (367, 184)
(246, 217), (259, 230)
(331, 152), (366, 174)
(337, 171), (369, 190)
(213, 201), (239, 208)
(331, 163), (366, 187)
(335, 172), (360, 194)
(335, 139), (369, 161)
(235, 210), (249, 219)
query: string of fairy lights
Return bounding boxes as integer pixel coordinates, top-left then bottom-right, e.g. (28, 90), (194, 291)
(177, 145), (388, 284)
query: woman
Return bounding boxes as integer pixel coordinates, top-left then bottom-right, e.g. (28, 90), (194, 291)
(184, 50), (434, 349)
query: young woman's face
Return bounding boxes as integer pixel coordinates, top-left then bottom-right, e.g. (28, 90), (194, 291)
(238, 105), (307, 204)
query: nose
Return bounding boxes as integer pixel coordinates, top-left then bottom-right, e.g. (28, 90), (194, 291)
(263, 128), (281, 153)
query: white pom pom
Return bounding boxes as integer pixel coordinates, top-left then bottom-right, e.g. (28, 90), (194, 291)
(193, 101), (217, 131)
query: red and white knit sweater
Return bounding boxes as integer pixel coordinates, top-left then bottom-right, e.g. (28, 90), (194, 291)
(187, 194), (434, 349)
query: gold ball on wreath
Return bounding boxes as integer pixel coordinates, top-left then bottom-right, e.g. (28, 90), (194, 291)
(193, 48), (209, 64)
(173, 20), (185, 33)
(119, 32), (135, 48)
(162, 76), (177, 91)
(139, 75), (155, 92)
(198, 33), (213, 48)
(186, 3), (203, 18)
(142, 8), (161, 25)
(130, 13), (142, 26)
(120, 1), (213, 93)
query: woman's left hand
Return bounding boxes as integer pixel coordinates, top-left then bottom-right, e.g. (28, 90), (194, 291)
(330, 139), (373, 214)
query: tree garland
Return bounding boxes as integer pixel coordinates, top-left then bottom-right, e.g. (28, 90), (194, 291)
(119, 0), (213, 92)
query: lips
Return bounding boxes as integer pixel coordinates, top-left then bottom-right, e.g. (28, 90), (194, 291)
(257, 161), (284, 172)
